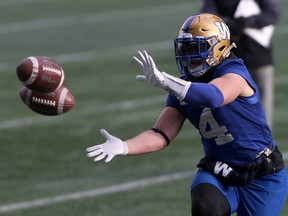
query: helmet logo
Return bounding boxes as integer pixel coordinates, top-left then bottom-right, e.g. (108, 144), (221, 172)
(180, 33), (193, 39)
(214, 21), (230, 40)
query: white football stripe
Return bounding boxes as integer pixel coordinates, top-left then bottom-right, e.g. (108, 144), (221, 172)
(56, 68), (65, 91)
(24, 88), (32, 107)
(57, 87), (69, 115)
(23, 57), (39, 85)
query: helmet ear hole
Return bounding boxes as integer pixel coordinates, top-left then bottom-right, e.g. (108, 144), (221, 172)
(218, 46), (226, 51)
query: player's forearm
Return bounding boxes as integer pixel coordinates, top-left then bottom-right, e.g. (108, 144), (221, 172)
(125, 130), (167, 155)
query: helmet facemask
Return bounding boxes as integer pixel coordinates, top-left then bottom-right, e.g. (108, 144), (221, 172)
(174, 33), (221, 77)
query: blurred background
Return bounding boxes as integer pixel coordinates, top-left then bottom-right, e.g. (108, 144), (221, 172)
(0, 0), (287, 215)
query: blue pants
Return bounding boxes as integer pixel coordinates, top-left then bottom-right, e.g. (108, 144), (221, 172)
(191, 168), (288, 216)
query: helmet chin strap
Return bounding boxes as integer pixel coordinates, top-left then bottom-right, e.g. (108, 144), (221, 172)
(221, 42), (237, 59)
(190, 64), (209, 77)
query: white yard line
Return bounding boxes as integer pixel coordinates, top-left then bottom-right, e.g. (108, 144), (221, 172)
(0, 3), (199, 34)
(0, 171), (194, 213)
(0, 153), (287, 213)
(0, 95), (165, 130)
(0, 0), (57, 6)
(1, 1), (287, 36)
(0, 40), (174, 72)
(54, 40), (172, 64)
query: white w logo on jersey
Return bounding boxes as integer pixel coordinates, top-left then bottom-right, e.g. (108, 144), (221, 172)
(214, 161), (233, 177)
(214, 21), (230, 40)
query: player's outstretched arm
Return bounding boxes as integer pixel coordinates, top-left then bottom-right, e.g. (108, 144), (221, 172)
(86, 107), (185, 163)
(133, 50), (191, 101)
(86, 129), (168, 163)
(133, 51), (252, 108)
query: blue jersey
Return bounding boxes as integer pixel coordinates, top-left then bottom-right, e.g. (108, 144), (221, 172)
(166, 58), (274, 166)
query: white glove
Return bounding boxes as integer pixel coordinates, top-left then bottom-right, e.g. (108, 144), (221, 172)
(133, 50), (166, 88)
(132, 50), (191, 101)
(86, 129), (128, 163)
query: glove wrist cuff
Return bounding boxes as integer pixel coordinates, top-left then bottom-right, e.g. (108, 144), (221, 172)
(162, 72), (191, 101)
(122, 141), (129, 155)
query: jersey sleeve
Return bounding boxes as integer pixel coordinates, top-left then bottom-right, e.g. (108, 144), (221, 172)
(166, 93), (182, 110)
(214, 59), (258, 92)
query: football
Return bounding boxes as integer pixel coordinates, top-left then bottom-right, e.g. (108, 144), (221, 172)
(19, 86), (75, 116)
(16, 56), (65, 93)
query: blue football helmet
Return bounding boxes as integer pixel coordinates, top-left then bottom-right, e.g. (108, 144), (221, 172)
(174, 13), (236, 77)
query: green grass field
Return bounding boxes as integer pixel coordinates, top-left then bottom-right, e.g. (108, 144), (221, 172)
(0, 0), (287, 215)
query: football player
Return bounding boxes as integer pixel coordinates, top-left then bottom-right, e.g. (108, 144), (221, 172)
(86, 13), (287, 216)
(200, 0), (281, 130)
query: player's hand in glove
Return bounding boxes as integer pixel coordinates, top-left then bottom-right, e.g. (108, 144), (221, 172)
(133, 50), (191, 101)
(133, 50), (167, 88)
(86, 129), (128, 163)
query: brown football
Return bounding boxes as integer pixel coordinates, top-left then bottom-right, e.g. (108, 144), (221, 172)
(16, 56), (65, 93)
(19, 86), (75, 116)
